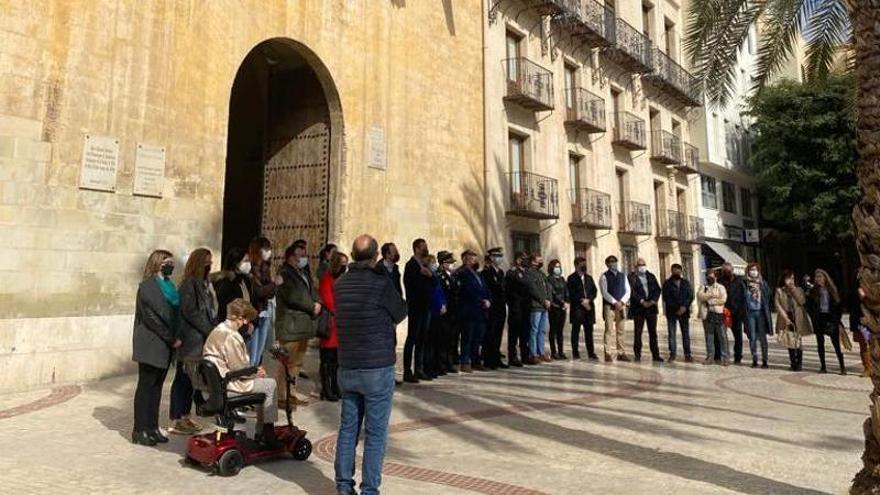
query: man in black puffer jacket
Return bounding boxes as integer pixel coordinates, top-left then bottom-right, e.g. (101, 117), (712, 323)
(333, 234), (407, 495)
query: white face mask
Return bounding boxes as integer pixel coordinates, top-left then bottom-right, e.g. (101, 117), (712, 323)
(749, 270), (759, 278)
(492, 255), (503, 265)
(609, 263), (619, 272)
(553, 267), (562, 276)
(261, 249), (272, 262)
(298, 257), (309, 269)
(637, 266), (647, 274)
(237, 261), (251, 274)
(430, 263), (439, 272)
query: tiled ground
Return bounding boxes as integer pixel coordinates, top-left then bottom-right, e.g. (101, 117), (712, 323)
(0, 322), (869, 494)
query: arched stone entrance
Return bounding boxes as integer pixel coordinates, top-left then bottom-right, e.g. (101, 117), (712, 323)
(222, 38), (343, 262)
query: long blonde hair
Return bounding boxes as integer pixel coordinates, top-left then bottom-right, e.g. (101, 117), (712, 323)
(813, 268), (840, 304)
(143, 249), (173, 281)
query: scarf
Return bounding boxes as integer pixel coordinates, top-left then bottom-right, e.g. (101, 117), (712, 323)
(157, 276), (180, 308)
(747, 275), (763, 304)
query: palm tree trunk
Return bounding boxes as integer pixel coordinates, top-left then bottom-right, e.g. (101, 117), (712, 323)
(851, 1), (880, 493)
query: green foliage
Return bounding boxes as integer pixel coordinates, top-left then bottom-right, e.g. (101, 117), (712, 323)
(748, 74), (857, 241)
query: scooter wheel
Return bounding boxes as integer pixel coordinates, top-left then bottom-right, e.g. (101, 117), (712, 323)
(292, 438), (312, 461)
(217, 449), (244, 476)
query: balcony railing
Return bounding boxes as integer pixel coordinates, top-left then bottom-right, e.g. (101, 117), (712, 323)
(570, 188), (613, 229)
(612, 111), (646, 150)
(657, 210), (686, 240)
(528, 0), (575, 16)
(684, 215), (705, 243)
(605, 18), (653, 73)
(504, 57), (554, 111)
(565, 88), (606, 133)
(556, 0), (616, 47)
(507, 171), (560, 219)
(650, 130), (682, 164)
(679, 142), (700, 174)
(618, 200), (652, 235)
(642, 49), (702, 106)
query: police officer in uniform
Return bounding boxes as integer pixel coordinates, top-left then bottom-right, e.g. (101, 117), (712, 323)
(436, 250), (461, 372)
(504, 251), (531, 367)
(481, 247), (508, 369)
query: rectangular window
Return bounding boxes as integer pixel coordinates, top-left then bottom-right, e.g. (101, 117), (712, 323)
(512, 231), (540, 256)
(506, 32), (521, 82)
(701, 175), (718, 209)
(574, 241), (593, 275)
(621, 245), (639, 275)
(642, 3), (654, 41)
(681, 253), (694, 283)
(722, 181), (737, 213)
(568, 154), (581, 204)
(509, 133), (524, 194)
(564, 65), (576, 109)
(741, 188), (753, 218)
(659, 252), (670, 282)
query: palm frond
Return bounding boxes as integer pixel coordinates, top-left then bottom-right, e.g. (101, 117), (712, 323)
(803, 0), (851, 80)
(751, 0), (822, 92)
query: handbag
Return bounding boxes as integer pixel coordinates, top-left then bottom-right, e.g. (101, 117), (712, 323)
(839, 323), (853, 352)
(315, 308), (332, 339)
(776, 323), (799, 349)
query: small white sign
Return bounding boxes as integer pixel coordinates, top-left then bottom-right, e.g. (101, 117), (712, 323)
(133, 143), (166, 197)
(79, 134), (119, 192)
(368, 126), (386, 170)
(744, 229), (760, 243)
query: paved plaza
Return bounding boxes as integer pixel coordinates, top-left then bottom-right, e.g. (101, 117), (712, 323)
(0, 323), (868, 495)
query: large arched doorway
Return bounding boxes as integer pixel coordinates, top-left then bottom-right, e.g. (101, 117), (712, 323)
(222, 38), (343, 263)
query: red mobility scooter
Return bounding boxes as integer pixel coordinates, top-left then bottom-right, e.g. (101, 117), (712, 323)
(184, 345), (312, 476)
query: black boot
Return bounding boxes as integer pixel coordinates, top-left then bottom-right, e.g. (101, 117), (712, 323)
(788, 349), (797, 371)
(796, 349), (803, 371)
(148, 429), (169, 443)
(132, 430), (157, 446)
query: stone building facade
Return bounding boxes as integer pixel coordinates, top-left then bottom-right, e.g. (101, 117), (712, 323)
(0, 0), (484, 392)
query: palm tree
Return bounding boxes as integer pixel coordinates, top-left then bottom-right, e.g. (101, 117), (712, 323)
(685, 1), (880, 492)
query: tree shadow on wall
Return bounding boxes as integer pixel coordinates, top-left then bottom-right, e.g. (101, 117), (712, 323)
(444, 167), (494, 253)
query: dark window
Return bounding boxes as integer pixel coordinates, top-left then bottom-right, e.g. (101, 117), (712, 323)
(701, 175), (718, 209)
(722, 181), (737, 213)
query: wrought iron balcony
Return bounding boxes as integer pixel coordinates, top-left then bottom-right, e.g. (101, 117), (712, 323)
(504, 57), (555, 111)
(657, 210), (686, 240)
(604, 18), (653, 73)
(618, 200), (652, 235)
(678, 142), (700, 174)
(611, 111), (646, 150)
(642, 49), (702, 106)
(564, 88), (606, 133)
(650, 130), (682, 164)
(556, 0), (616, 47)
(570, 188), (613, 229)
(527, 0), (575, 16)
(507, 171), (560, 220)
(684, 215), (705, 243)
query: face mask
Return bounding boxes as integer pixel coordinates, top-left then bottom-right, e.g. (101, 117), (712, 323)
(160, 264), (174, 277)
(578, 265), (586, 273)
(298, 257), (308, 269)
(334, 267), (347, 277)
(536, 263), (544, 270)
(707, 277), (716, 285)
(383, 259), (394, 269)
(749, 270), (759, 278)
(492, 255), (503, 264)
(237, 261), (251, 274)
(553, 267), (562, 276)
(430, 263), (440, 272)
(637, 266), (647, 274)
(393, 253), (400, 263)
(672, 273), (681, 280)
(261, 249), (272, 262)
(609, 263), (619, 272)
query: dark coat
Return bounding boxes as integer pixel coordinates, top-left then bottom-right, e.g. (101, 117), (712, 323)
(132, 278), (177, 369)
(438, 268), (460, 316)
(548, 274), (568, 308)
(481, 265), (506, 316)
(404, 256), (433, 311)
(662, 277), (694, 318)
(524, 267), (552, 311)
(456, 267), (491, 320)
(380, 262), (403, 295)
(807, 286), (844, 333)
(567, 272), (598, 326)
(335, 261), (408, 369)
(505, 266), (531, 315)
(177, 278), (217, 359)
(736, 277), (773, 332)
(250, 260), (276, 312)
(719, 273), (746, 316)
(628, 271), (662, 317)
(275, 263), (319, 342)
(213, 271), (254, 322)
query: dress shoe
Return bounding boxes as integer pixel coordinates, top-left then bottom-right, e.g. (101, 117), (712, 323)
(617, 354), (630, 363)
(404, 372), (420, 384)
(498, 361), (510, 369)
(572, 351), (581, 359)
(460, 365), (473, 373)
(721, 359), (730, 367)
(588, 354), (599, 361)
(436, 369), (448, 376)
(148, 429), (169, 444)
(819, 366), (827, 373)
(472, 364), (488, 372)
(761, 361), (769, 369)
(633, 355), (641, 363)
(417, 371), (434, 381)
(550, 353), (559, 360)
(558, 353), (568, 360)
(446, 366), (460, 374)
(751, 359), (759, 368)
(132, 430), (157, 446)
(734, 358), (742, 365)
(604, 353), (613, 363)
(540, 355), (552, 363)
(652, 356), (664, 363)
(509, 359), (524, 367)
(667, 355), (676, 363)
(684, 355), (694, 363)
(841, 367), (848, 376)
(703, 357), (715, 365)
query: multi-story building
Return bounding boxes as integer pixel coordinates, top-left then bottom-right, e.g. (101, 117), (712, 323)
(484, 0), (705, 283)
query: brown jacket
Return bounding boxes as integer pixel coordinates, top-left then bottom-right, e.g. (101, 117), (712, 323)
(202, 321), (255, 393)
(774, 287), (813, 336)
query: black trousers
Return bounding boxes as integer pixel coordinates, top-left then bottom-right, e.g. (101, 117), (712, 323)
(134, 362), (169, 432)
(319, 348), (340, 398)
(425, 314), (448, 374)
(404, 306), (430, 375)
(571, 321), (595, 357)
(169, 360), (193, 420)
(633, 313), (660, 359)
(482, 306), (507, 366)
(507, 309), (530, 363)
(816, 314), (845, 370)
(787, 348), (803, 370)
(729, 312), (745, 361)
(549, 307), (566, 356)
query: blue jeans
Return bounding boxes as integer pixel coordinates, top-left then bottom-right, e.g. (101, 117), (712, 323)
(745, 310), (769, 363)
(529, 310), (548, 357)
(248, 299), (274, 367)
(460, 315), (486, 365)
(335, 366), (395, 495)
(666, 314), (691, 357)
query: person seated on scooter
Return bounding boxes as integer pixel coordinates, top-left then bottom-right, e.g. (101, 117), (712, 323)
(203, 298), (281, 448)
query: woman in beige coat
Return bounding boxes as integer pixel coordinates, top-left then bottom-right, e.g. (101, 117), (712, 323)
(774, 270), (813, 371)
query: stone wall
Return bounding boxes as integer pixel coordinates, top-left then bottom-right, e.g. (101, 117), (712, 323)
(0, 0), (484, 392)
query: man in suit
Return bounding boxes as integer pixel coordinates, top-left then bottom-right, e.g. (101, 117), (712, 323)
(380, 242), (403, 295)
(456, 250), (491, 372)
(567, 256), (598, 360)
(480, 247), (508, 369)
(662, 263), (695, 363)
(436, 251), (461, 373)
(599, 255), (631, 362)
(403, 238), (434, 383)
(628, 257), (663, 362)
(504, 251), (531, 367)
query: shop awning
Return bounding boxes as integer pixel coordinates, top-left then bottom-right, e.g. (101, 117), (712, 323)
(704, 241), (748, 272)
